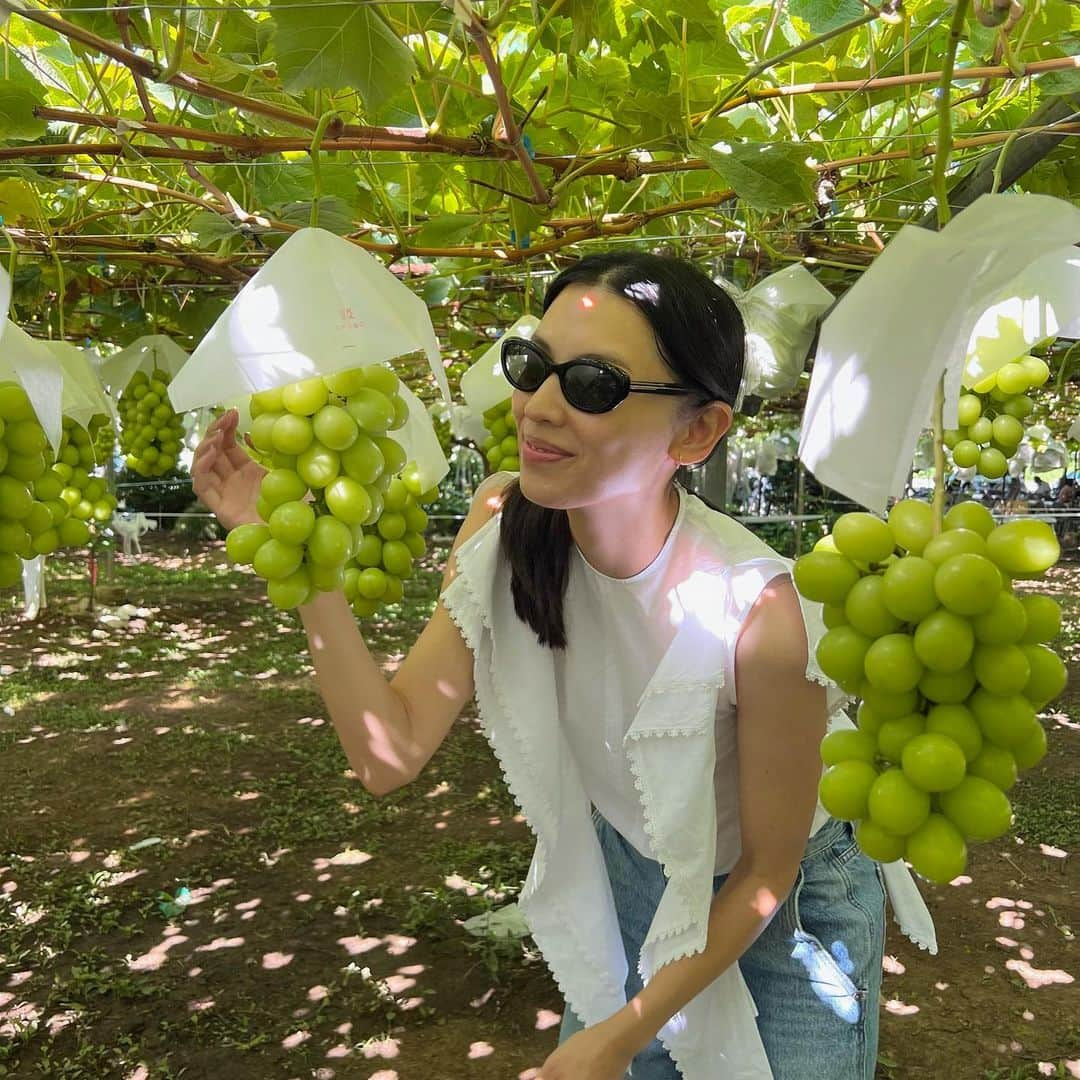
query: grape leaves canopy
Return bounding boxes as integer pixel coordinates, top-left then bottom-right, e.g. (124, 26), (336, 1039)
(0, 0), (1077, 396)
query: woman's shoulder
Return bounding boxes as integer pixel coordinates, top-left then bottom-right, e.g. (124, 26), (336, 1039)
(680, 490), (790, 572)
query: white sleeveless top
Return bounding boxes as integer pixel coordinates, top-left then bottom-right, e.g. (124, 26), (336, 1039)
(555, 486), (791, 874)
(441, 479), (937, 1080)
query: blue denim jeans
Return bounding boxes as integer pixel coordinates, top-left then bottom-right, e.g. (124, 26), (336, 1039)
(557, 812), (886, 1079)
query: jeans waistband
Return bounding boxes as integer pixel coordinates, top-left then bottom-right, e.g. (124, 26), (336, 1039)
(802, 815), (849, 860)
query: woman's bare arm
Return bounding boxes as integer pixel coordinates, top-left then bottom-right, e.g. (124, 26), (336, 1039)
(298, 474), (509, 796)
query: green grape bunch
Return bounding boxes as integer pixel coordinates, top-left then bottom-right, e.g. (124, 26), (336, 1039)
(480, 397), (519, 473)
(794, 500), (1066, 884)
(118, 368), (185, 477)
(944, 355), (1050, 479)
(90, 412), (116, 465)
(223, 364), (438, 613)
(0, 382), (117, 588)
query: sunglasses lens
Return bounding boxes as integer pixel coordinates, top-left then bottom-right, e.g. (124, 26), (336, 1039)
(563, 363), (624, 413)
(502, 340), (546, 390)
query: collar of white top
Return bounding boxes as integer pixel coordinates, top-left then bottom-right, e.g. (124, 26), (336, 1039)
(573, 484), (687, 584)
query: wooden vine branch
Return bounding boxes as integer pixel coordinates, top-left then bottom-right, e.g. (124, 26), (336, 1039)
(112, 6), (230, 211)
(929, 0), (971, 534)
(33, 107), (495, 158)
(697, 54), (1080, 120)
(1, 2), (483, 151)
(460, 8), (553, 206)
(19, 49), (1077, 179)
(9, 124), (1076, 181)
(5, 226), (251, 282)
(699, 6), (882, 124)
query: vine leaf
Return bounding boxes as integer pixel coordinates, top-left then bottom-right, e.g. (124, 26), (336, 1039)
(0, 179), (40, 223)
(788, 0), (864, 34)
(0, 81), (47, 141)
(690, 139), (816, 213)
(270, 4), (416, 110)
(413, 214), (487, 247)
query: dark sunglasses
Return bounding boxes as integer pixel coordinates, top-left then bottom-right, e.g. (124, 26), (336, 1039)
(499, 336), (698, 414)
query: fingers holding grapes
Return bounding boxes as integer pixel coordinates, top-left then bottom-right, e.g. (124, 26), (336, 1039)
(193, 410), (265, 531)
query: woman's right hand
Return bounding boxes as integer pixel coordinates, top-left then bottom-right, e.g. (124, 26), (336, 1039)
(191, 409), (267, 531)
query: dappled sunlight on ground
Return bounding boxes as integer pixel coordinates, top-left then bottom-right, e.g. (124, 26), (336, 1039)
(1, 540), (1077, 1076)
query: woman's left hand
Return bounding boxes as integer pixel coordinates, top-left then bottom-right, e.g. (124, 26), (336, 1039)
(536, 1019), (638, 1080)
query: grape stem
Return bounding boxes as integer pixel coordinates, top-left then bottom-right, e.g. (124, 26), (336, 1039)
(929, 0), (970, 537)
(308, 108), (339, 229)
(931, 375), (945, 537)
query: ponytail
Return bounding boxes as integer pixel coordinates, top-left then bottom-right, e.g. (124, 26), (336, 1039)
(498, 479), (572, 649)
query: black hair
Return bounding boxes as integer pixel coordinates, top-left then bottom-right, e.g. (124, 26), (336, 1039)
(498, 252), (746, 648)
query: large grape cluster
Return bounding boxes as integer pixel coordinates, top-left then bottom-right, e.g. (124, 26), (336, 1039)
(118, 368), (185, 477)
(0, 382), (117, 588)
(943, 356), (1050, 479)
(794, 501), (1066, 883)
(480, 398), (519, 473)
(224, 365), (438, 613)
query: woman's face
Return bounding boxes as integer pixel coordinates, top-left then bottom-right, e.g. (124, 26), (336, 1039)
(512, 283), (690, 511)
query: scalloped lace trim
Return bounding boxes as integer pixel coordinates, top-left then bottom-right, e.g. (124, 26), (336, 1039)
(442, 575), (551, 853)
(625, 727), (708, 741)
(638, 677), (725, 702)
(891, 910), (938, 954)
(623, 726), (704, 953)
(443, 552), (624, 999)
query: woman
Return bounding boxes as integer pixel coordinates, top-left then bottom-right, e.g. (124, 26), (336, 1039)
(193, 253), (885, 1080)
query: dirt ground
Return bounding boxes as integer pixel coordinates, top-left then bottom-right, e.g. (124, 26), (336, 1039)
(0, 537), (1076, 1079)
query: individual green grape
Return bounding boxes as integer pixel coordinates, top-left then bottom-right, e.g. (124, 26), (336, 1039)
(815, 626), (873, 692)
(986, 520), (1060, 578)
(905, 814), (967, 884)
(226, 523), (272, 565)
(268, 566), (313, 609)
(913, 610), (974, 673)
(1017, 595), (1061, 644)
(820, 729), (877, 766)
(792, 551), (861, 606)
(819, 761), (879, 821)
(844, 575), (901, 638)
(887, 499), (934, 555)
(967, 417), (993, 446)
(253, 538), (304, 581)
(271, 413), (314, 456)
(268, 500), (317, 545)
(925, 703), (982, 762)
(901, 733), (966, 792)
(918, 665), (976, 704)
(933, 553), (1001, 616)
(868, 768), (931, 836)
(881, 556), (938, 623)
(297, 444), (341, 489)
(971, 591), (1027, 645)
(831, 512), (895, 564)
(855, 820), (906, 863)
(956, 394), (982, 427)
(969, 689), (1037, 748)
(972, 643), (1031, 696)
(1019, 644), (1067, 707)
(860, 685), (920, 720)
(938, 777), (1012, 841)
(863, 633), (924, 694)
(1011, 722), (1047, 770)
(876, 713), (925, 764)
(968, 743), (1018, 791)
(282, 377), (329, 417)
(261, 468), (309, 508)
(922, 528), (987, 567)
